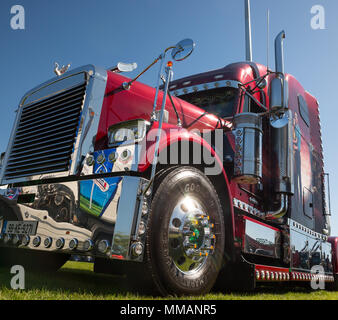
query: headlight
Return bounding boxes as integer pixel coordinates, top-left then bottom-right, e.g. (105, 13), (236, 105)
(108, 119), (148, 147)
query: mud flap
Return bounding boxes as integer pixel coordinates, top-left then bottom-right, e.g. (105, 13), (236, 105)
(213, 257), (256, 292)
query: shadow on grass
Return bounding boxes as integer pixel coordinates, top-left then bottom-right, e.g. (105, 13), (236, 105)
(0, 261), (325, 300)
(0, 262), (154, 299)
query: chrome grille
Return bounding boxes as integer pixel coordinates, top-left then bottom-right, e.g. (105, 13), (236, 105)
(4, 81), (87, 180)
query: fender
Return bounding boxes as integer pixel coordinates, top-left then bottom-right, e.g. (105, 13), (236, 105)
(138, 122), (236, 245)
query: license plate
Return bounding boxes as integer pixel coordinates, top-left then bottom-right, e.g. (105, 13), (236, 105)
(3, 221), (38, 236)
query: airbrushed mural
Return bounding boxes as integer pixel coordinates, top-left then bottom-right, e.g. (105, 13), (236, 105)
(79, 176), (122, 223)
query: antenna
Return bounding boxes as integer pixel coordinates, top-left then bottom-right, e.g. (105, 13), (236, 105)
(244, 0), (253, 62)
(267, 9), (270, 71)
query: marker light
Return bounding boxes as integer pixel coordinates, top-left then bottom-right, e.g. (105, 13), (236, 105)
(86, 155), (95, 166)
(12, 235), (21, 245)
(83, 239), (94, 251)
(3, 234), (12, 244)
(32, 236), (41, 247)
(22, 235), (30, 246)
(131, 242), (143, 257)
(138, 221), (146, 236)
(98, 240), (110, 253)
(44, 237), (53, 248)
(69, 238), (78, 250)
(55, 238), (65, 249)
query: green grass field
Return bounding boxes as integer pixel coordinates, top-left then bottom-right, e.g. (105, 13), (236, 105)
(1, 261), (338, 300)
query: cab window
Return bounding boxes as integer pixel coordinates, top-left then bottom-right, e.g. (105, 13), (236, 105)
(298, 95), (310, 127)
(179, 87), (239, 118)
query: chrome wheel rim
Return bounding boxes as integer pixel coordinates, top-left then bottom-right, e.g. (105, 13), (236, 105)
(168, 196), (216, 275)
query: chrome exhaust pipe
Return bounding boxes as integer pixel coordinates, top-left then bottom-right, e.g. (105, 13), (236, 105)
(275, 30), (285, 74)
(265, 194), (288, 220)
(270, 31), (288, 111)
(265, 110), (294, 221)
(267, 31), (293, 221)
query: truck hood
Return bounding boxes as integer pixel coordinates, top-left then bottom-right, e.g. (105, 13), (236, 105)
(95, 71), (227, 150)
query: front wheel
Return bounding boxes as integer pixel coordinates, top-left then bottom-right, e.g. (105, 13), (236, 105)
(144, 167), (225, 296)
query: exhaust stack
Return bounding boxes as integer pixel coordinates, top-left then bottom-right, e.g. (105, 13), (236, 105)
(275, 31), (286, 75)
(270, 31), (288, 112)
(244, 0), (253, 62)
(266, 31), (294, 221)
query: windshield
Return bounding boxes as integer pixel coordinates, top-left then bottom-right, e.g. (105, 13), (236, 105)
(178, 87), (238, 118)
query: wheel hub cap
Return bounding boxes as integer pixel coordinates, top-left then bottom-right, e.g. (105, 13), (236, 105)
(168, 197), (216, 274)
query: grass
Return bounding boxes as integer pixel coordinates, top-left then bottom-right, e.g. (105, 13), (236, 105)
(1, 261), (338, 300)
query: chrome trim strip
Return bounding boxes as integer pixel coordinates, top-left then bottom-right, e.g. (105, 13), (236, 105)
(288, 218), (328, 241)
(70, 65), (107, 176)
(171, 80), (241, 97)
(233, 198), (264, 219)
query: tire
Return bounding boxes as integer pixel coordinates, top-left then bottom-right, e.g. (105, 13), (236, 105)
(0, 247), (69, 273)
(141, 166), (225, 296)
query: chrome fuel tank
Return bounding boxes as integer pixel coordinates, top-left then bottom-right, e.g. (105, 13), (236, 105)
(233, 113), (263, 184)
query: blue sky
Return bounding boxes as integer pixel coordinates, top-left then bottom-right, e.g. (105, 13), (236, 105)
(0, 0), (337, 233)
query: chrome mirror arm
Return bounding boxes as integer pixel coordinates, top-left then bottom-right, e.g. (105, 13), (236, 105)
(149, 65), (173, 186)
(150, 52), (166, 121)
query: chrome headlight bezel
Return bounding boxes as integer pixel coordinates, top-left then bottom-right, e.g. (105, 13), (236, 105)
(108, 119), (148, 148)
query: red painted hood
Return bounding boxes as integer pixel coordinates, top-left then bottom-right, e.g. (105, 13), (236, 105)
(95, 71), (228, 149)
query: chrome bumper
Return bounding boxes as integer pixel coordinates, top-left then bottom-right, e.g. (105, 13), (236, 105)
(0, 176), (149, 262)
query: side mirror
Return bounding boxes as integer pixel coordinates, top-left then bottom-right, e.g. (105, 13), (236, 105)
(123, 38), (195, 91)
(171, 39), (195, 62)
(269, 77), (284, 111)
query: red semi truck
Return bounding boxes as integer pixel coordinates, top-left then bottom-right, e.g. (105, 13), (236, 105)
(0, 6), (336, 296)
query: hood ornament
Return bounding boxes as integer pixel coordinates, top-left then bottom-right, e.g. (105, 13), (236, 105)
(54, 62), (71, 76)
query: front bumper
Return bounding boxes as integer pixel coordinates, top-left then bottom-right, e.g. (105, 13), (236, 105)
(0, 175), (149, 262)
